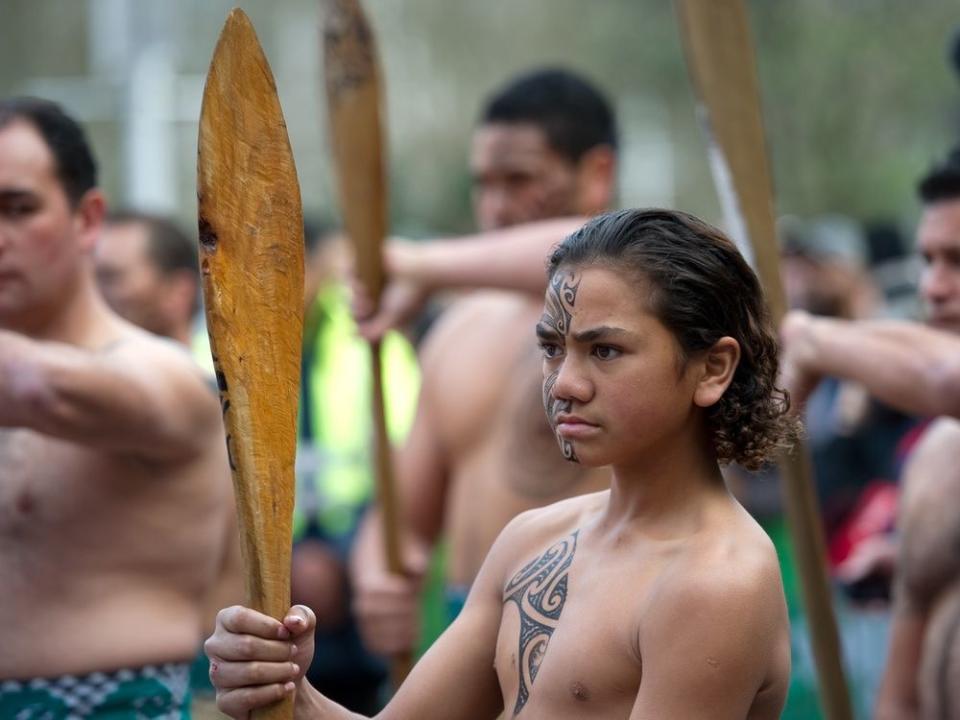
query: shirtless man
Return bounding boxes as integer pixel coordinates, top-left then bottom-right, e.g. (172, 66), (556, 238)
(206, 208), (794, 719)
(351, 68), (618, 654)
(0, 98), (234, 716)
(780, 148), (960, 718)
(95, 210), (200, 346)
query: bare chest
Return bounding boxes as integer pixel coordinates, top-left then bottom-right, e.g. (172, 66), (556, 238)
(0, 429), (116, 539)
(494, 533), (643, 718)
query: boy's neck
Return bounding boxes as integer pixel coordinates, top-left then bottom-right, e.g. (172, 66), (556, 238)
(598, 433), (728, 540)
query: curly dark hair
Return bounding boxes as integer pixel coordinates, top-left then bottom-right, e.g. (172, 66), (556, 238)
(547, 208), (799, 470)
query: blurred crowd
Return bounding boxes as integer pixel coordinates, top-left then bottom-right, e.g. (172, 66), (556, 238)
(3, 27), (960, 720)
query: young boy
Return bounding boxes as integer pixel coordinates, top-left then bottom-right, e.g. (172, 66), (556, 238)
(205, 209), (796, 719)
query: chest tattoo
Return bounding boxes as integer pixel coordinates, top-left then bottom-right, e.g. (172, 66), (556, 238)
(502, 530), (578, 716)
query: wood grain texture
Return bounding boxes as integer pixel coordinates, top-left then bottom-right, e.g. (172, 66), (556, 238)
(197, 15), (303, 719)
(321, 0), (411, 684)
(323, 0), (388, 302)
(675, 3), (853, 719)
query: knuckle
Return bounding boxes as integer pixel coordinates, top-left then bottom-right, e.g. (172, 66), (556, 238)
(239, 635), (257, 658)
(248, 661), (266, 684)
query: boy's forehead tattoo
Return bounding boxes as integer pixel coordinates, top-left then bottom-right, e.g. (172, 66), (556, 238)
(542, 270), (580, 335)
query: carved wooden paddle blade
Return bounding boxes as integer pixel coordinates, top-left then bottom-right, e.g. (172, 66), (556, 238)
(198, 7), (303, 631)
(322, 0), (388, 302)
(676, 3), (852, 719)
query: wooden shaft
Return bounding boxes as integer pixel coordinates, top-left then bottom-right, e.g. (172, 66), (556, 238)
(321, 0), (411, 684)
(370, 340), (403, 575)
(370, 340), (414, 682)
(675, 2), (852, 718)
(198, 9), (304, 720)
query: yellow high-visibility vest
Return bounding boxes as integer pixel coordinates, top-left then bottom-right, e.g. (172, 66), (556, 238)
(293, 285), (420, 540)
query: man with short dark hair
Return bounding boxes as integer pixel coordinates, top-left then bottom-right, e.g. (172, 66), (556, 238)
(351, 68), (617, 658)
(0, 97), (235, 717)
(95, 210), (199, 345)
(780, 147), (960, 719)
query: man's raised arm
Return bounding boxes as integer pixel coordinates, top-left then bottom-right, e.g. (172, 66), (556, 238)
(781, 310), (960, 418)
(0, 328), (220, 461)
(356, 217), (585, 340)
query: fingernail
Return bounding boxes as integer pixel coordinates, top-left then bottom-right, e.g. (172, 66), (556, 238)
(290, 644), (298, 657)
(292, 663), (300, 674)
(284, 681), (296, 693)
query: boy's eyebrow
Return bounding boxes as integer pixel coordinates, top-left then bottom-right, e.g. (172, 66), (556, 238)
(535, 323), (561, 340)
(571, 326), (632, 343)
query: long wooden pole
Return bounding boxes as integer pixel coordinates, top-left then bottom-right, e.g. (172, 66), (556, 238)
(198, 10), (304, 720)
(675, 2), (853, 719)
(320, 0), (411, 685)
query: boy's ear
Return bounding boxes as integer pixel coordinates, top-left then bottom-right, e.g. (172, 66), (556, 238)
(693, 336), (740, 408)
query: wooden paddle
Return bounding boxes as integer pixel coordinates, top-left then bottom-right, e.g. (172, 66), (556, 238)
(198, 10), (304, 720)
(675, 2), (852, 719)
(320, 0), (411, 684)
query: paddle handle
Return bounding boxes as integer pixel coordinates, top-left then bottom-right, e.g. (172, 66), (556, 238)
(369, 340), (414, 682)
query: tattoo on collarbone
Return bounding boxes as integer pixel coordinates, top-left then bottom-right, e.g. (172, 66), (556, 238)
(503, 530), (579, 716)
(541, 271), (580, 463)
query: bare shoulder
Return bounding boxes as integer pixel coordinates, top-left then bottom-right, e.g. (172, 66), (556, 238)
(106, 324), (214, 392)
(898, 417), (960, 537)
(635, 505), (789, 715)
(416, 291), (541, 431)
(900, 417), (960, 507)
(674, 509), (779, 604)
(646, 504), (788, 667)
(898, 417), (960, 604)
(419, 291), (537, 366)
(99, 323), (222, 431)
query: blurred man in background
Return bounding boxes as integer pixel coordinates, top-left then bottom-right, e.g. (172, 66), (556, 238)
(95, 210), (199, 346)
(94, 208), (241, 717)
(0, 97), (236, 717)
(780, 148), (960, 719)
(350, 67), (617, 661)
(779, 215), (915, 591)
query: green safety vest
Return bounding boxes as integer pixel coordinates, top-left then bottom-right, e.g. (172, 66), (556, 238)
(292, 285), (420, 539)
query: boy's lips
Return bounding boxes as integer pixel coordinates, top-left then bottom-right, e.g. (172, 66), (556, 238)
(555, 413), (599, 438)
(555, 412), (595, 425)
